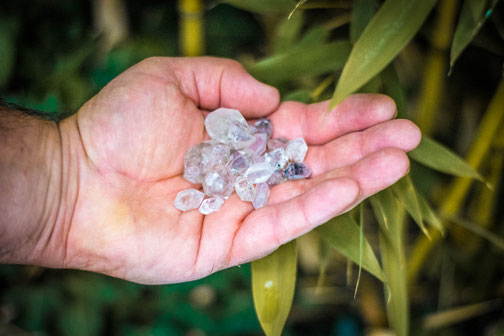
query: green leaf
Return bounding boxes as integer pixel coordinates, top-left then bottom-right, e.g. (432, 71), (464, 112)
(370, 189), (409, 336)
(416, 191), (444, 234)
(296, 25), (331, 49)
(273, 11), (304, 54)
(450, 0), (499, 69)
(247, 41), (352, 85)
(252, 241), (297, 336)
(391, 175), (429, 238)
(354, 205), (365, 298)
(316, 213), (384, 282)
(409, 136), (483, 180)
(330, 0), (437, 108)
(381, 63), (407, 117)
(350, 0), (376, 44)
(450, 215), (504, 251)
(221, 0), (295, 14)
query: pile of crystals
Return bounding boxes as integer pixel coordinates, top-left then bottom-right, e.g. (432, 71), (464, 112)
(174, 108), (312, 215)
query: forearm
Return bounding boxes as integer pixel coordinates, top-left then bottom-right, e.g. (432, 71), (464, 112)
(0, 104), (72, 266)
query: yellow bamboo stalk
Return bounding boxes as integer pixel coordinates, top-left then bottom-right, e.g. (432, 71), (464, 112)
(415, 0), (459, 135)
(408, 80), (504, 285)
(178, 0), (204, 56)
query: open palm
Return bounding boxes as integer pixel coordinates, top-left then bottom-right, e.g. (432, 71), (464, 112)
(60, 57), (420, 284)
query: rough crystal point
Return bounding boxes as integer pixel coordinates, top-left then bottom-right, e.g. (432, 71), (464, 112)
(203, 165), (235, 198)
(283, 162), (312, 180)
(183, 143), (208, 184)
(201, 141), (231, 167)
(267, 138), (287, 151)
(174, 188), (205, 211)
(253, 118), (273, 139)
(199, 197), (224, 215)
(235, 176), (256, 202)
(245, 162), (275, 184)
(264, 147), (288, 172)
(285, 137), (308, 162)
(227, 150), (251, 175)
(253, 183), (270, 209)
(267, 171), (287, 186)
(205, 108), (255, 149)
(246, 133), (267, 157)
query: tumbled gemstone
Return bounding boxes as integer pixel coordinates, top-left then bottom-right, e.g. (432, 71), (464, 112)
(267, 171), (287, 186)
(283, 162), (312, 180)
(183, 143), (209, 184)
(285, 137), (308, 162)
(264, 147), (288, 172)
(201, 141), (231, 168)
(174, 188), (205, 211)
(226, 150), (251, 175)
(205, 108), (255, 149)
(245, 162), (275, 184)
(253, 183), (270, 209)
(267, 138), (287, 151)
(246, 133), (267, 157)
(199, 197), (224, 215)
(253, 118), (273, 139)
(203, 165), (235, 198)
(234, 176), (256, 202)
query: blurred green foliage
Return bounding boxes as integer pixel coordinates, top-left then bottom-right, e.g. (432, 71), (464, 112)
(1, 0), (504, 335)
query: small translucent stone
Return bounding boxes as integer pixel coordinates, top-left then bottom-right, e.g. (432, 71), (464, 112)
(267, 171), (287, 186)
(285, 137), (308, 162)
(174, 188), (205, 211)
(199, 197), (224, 215)
(246, 133), (267, 157)
(203, 165), (235, 198)
(283, 162), (312, 180)
(253, 183), (270, 209)
(245, 162), (275, 184)
(253, 118), (273, 139)
(264, 147), (288, 172)
(234, 176), (256, 202)
(183, 143), (209, 184)
(201, 141), (231, 168)
(205, 108), (255, 149)
(267, 138), (287, 151)
(226, 150), (251, 175)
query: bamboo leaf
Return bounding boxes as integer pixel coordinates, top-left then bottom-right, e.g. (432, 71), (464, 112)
(450, 215), (504, 251)
(370, 189), (409, 336)
(247, 41), (352, 85)
(354, 204), (364, 298)
(221, 0), (295, 14)
(273, 11), (304, 54)
(252, 241), (297, 336)
(316, 213), (384, 282)
(450, 0), (499, 69)
(330, 0), (437, 108)
(416, 191), (444, 234)
(350, 0), (376, 44)
(409, 136), (483, 180)
(381, 63), (407, 117)
(391, 175), (429, 238)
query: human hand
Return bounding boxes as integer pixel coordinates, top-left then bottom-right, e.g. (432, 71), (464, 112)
(55, 57), (421, 284)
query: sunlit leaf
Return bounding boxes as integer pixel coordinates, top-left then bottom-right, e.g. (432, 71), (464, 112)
(450, 0), (499, 69)
(409, 136), (483, 180)
(350, 0), (376, 43)
(330, 0), (437, 108)
(370, 189), (409, 336)
(391, 175), (429, 238)
(316, 213), (384, 282)
(221, 0), (295, 14)
(416, 191), (444, 234)
(252, 241), (297, 336)
(248, 41), (351, 84)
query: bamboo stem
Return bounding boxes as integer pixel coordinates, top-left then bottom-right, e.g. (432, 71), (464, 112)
(178, 0), (204, 57)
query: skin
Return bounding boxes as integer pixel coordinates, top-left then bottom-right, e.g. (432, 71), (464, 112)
(0, 57), (421, 284)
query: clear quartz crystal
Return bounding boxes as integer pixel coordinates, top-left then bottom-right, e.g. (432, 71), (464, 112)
(264, 147), (288, 172)
(253, 183), (270, 209)
(283, 162), (312, 180)
(234, 176), (256, 202)
(205, 108), (255, 149)
(245, 162), (275, 184)
(199, 197), (224, 215)
(203, 165), (235, 198)
(174, 188), (205, 211)
(285, 137), (308, 162)
(177, 108), (312, 213)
